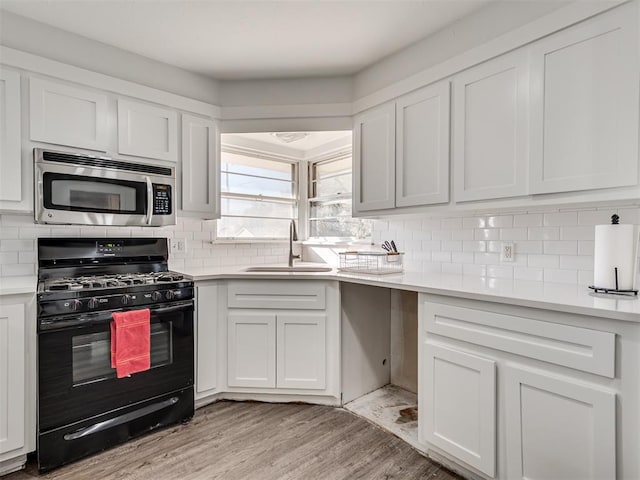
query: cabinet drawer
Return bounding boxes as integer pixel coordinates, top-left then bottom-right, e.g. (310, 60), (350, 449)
(227, 281), (326, 310)
(422, 301), (615, 377)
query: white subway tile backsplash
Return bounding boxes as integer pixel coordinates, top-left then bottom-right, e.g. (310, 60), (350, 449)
(528, 254), (559, 269)
(544, 212), (577, 226)
(514, 267), (543, 281)
(475, 229), (499, 241)
(2, 203), (639, 284)
(578, 241), (595, 256)
(451, 229), (474, 241)
(560, 226), (593, 241)
(432, 251), (452, 263)
(441, 218), (463, 230)
(500, 228), (528, 241)
(528, 227), (560, 241)
(559, 255), (593, 271)
(452, 252), (474, 264)
(544, 269), (577, 284)
(577, 210), (614, 226)
(544, 241), (577, 255)
(463, 241), (486, 252)
(463, 217), (486, 229)
(486, 215), (513, 228)
(486, 265), (513, 279)
(513, 213), (543, 227)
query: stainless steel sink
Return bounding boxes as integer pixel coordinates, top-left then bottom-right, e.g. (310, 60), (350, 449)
(244, 265), (333, 273)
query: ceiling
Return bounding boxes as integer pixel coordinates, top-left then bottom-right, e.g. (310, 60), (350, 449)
(0, 0), (493, 80)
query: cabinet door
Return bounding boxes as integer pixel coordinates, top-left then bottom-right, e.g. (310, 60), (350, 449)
(227, 312), (276, 388)
(420, 342), (496, 477)
(505, 366), (616, 480)
(276, 313), (326, 390)
(196, 284), (217, 395)
(353, 102), (395, 213)
(396, 81), (450, 207)
(30, 77), (108, 151)
(453, 51), (528, 202)
(0, 303), (25, 455)
(0, 68), (22, 205)
(117, 99), (178, 162)
(530, 8), (638, 194)
(181, 114), (220, 218)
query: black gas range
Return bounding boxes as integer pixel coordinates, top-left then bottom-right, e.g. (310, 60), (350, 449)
(36, 238), (195, 471)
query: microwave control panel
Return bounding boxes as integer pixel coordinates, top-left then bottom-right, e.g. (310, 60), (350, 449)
(152, 184), (172, 215)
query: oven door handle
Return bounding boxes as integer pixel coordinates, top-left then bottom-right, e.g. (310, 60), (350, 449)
(145, 176), (154, 225)
(63, 396), (179, 441)
(152, 304), (193, 315)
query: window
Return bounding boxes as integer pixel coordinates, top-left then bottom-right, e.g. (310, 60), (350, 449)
(217, 131), (369, 243)
(308, 153), (371, 240)
(218, 147), (297, 240)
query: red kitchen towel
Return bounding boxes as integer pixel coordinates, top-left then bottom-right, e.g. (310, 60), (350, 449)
(110, 309), (151, 378)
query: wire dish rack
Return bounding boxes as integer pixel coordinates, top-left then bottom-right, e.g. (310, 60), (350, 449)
(338, 251), (404, 274)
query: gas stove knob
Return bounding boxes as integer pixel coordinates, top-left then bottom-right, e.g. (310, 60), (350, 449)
(151, 291), (162, 302)
(69, 299), (82, 311)
(121, 294), (132, 305)
(88, 297), (99, 309)
(165, 290), (175, 300)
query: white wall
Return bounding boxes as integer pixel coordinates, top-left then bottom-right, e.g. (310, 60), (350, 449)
(0, 10), (221, 105)
(352, 0), (570, 100)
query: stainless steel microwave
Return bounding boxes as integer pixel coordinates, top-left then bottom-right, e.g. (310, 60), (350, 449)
(34, 148), (176, 227)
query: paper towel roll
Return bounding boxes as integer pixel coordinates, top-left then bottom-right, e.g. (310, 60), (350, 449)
(593, 223), (639, 291)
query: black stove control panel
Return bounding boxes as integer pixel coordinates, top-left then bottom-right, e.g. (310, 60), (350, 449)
(38, 285), (194, 318)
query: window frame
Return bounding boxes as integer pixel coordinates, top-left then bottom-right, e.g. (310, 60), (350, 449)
(215, 144), (301, 242)
(306, 148), (370, 242)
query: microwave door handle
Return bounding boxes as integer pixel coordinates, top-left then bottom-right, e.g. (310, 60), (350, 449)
(145, 176), (153, 225)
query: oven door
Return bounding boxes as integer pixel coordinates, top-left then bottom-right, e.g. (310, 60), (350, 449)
(35, 161), (175, 227)
(38, 302), (194, 433)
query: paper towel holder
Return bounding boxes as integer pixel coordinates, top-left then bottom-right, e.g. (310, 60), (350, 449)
(589, 213), (638, 296)
(589, 267), (638, 296)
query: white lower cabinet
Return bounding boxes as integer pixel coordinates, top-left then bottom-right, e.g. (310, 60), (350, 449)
(227, 312), (277, 388)
(223, 280), (339, 399)
(0, 294), (36, 476)
(418, 294), (624, 480)
(504, 366), (616, 480)
(227, 311), (327, 390)
(276, 313), (326, 390)
(421, 342), (496, 477)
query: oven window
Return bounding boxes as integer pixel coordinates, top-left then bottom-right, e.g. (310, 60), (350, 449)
(71, 323), (173, 386)
(43, 173), (147, 215)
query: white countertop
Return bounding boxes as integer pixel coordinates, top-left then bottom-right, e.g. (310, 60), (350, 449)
(179, 265), (640, 323)
(0, 275), (37, 296)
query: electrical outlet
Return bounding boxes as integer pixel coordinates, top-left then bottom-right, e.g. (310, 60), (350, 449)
(501, 242), (515, 262)
(171, 239), (186, 254)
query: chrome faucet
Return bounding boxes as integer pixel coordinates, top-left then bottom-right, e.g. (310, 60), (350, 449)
(288, 219), (300, 267)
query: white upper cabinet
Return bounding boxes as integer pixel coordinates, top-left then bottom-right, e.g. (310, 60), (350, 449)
(0, 68), (22, 207)
(453, 51), (529, 202)
(354, 80), (451, 214)
(396, 81), (450, 207)
(117, 99), (178, 162)
(181, 114), (220, 218)
(30, 77), (108, 152)
(353, 102), (396, 212)
(529, 7), (638, 194)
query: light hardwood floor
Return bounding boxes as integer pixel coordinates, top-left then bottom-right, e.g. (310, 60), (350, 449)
(7, 401), (461, 480)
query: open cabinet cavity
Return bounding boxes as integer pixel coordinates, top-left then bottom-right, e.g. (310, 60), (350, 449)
(341, 284), (420, 450)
